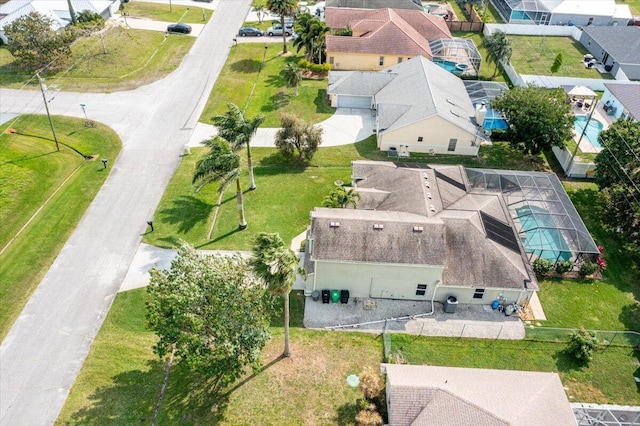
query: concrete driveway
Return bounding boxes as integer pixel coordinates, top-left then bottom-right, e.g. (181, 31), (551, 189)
(188, 107), (375, 148)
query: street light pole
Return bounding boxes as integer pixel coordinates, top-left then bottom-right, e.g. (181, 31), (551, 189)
(80, 103), (88, 121)
(36, 73), (59, 151)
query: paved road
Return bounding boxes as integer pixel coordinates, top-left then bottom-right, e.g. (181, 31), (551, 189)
(0, 0), (252, 424)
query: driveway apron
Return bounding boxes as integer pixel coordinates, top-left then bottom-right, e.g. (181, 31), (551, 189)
(0, 0), (252, 424)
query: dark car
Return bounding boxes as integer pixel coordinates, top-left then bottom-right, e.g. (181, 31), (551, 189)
(167, 23), (192, 34)
(239, 27), (264, 37)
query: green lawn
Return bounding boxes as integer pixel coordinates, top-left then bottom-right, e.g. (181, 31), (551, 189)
(58, 288), (383, 424)
(618, 0), (640, 15)
(121, 0), (212, 24)
(390, 334), (640, 405)
(451, 31), (507, 82)
(509, 35), (614, 79)
(0, 115), (122, 340)
(0, 27), (194, 92)
(447, 0), (468, 22)
(199, 43), (335, 127)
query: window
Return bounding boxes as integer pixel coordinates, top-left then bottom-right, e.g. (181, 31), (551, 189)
(416, 284), (427, 296)
(329, 56), (334, 65)
(379, 56), (384, 66)
(473, 288), (485, 299)
(398, 57), (403, 64)
(447, 138), (458, 152)
(418, 136), (423, 142)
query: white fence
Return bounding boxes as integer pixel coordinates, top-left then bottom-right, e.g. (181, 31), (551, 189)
(519, 75), (615, 90)
(484, 23), (583, 39)
(552, 146), (596, 178)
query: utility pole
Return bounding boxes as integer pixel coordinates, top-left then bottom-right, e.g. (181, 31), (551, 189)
(169, 0), (172, 12)
(36, 73), (59, 151)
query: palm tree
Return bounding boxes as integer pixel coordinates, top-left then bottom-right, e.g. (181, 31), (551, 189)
(212, 103), (264, 191)
(193, 137), (247, 230)
(67, 0), (78, 25)
(322, 186), (360, 209)
(253, 4), (266, 23)
(283, 63), (302, 96)
(251, 232), (301, 357)
(293, 13), (329, 64)
(482, 30), (512, 78)
(266, 0), (298, 54)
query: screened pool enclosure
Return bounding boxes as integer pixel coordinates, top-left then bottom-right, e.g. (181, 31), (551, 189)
(491, 0), (552, 24)
(429, 38), (481, 77)
(466, 168), (600, 264)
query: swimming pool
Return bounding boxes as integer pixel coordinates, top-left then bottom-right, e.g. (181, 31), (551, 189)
(432, 59), (459, 74)
(574, 115), (603, 149)
(483, 108), (508, 131)
(516, 206), (572, 262)
(510, 10), (531, 20)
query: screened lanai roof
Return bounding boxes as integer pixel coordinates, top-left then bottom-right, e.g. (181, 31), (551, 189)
(464, 80), (508, 105)
(492, 0), (551, 24)
(429, 38), (481, 77)
(465, 168), (600, 261)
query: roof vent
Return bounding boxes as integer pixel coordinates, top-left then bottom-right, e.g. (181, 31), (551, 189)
(426, 192), (432, 199)
(330, 221), (340, 228)
(413, 226), (424, 232)
(429, 204), (436, 212)
(422, 172), (428, 179)
(425, 181), (430, 188)
(373, 223), (384, 230)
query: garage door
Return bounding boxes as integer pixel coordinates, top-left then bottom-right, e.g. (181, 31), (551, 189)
(337, 95), (371, 109)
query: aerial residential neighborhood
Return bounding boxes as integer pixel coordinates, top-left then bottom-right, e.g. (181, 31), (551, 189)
(0, 0), (639, 424)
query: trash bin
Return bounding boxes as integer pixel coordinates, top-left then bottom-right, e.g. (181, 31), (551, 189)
(444, 295), (458, 313)
(491, 300), (500, 310)
(311, 290), (320, 302)
(321, 289), (330, 304)
(331, 290), (340, 303)
(340, 289), (349, 304)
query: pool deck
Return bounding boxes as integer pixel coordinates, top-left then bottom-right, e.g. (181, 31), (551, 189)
(572, 100), (615, 153)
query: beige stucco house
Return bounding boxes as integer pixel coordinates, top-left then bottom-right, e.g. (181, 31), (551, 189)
(327, 56), (487, 156)
(304, 161), (539, 306)
(325, 7), (452, 71)
(383, 364), (577, 425)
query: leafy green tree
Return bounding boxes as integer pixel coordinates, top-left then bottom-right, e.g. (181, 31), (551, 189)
(293, 12), (329, 64)
(212, 103), (264, 190)
(594, 120), (640, 255)
(491, 86), (573, 155)
(4, 12), (72, 70)
(251, 233), (301, 357)
(283, 62), (302, 95)
(274, 113), (323, 162)
(193, 137), (248, 230)
(253, 3), (266, 23)
(566, 328), (599, 365)
(550, 52), (564, 73)
(146, 244), (272, 390)
(482, 30), (512, 78)
(266, 0), (298, 54)
(323, 186), (361, 209)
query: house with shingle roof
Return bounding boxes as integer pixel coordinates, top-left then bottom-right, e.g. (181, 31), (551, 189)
(325, 7), (452, 71)
(327, 56), (487, 156)
(601, 83), (640, 122)
(579, 26), (640, 80)
(383, 364), (577, 426)
(326, 0), (423, 10)
(304, 161), (539, 305)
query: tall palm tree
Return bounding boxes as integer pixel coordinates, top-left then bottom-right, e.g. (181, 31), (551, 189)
(193, 137), (247, 230)
(283, 63), (302, 96)
(482, 30), (512, 78)
(253, 4), (266, 23)
(251, 232), (301, 357)
(212, 103), (264, 191)
(266, 0), (298, 54)
(293, 13), (329, 64)
(323, 186), (360, 209)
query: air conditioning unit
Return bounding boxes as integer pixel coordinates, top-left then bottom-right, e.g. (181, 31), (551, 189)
(428, 149), (435, 156)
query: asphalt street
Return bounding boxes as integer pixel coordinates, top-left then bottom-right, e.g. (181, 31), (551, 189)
(0, 0), (252, 424)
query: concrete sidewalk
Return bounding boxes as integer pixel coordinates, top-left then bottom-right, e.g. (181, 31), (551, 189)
(187, 107), (374, 148)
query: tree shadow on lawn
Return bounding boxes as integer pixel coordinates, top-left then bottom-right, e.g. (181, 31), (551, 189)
(553, 347), (587, 373)
(230, 58), (261, 73)
(159, 195), (214, 234)
(335, 402), (359, 426)
(261, 90), (290, 113)
(264, 73), (285, 88)
(314, 89), (334, 114)
(619, 303), (640, 334)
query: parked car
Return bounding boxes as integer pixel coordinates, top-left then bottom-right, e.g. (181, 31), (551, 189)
(266, 24), (293, 36)
(167, 23), (192, 34)
(239, 27), (264, 37)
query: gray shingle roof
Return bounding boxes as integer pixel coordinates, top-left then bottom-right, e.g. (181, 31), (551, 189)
(604, 82), (640, 121)
(384, 364), (577, 426)
(583, 26), (640, 65)
(327, 72), (397, 96)
(325, 0), (423, 11)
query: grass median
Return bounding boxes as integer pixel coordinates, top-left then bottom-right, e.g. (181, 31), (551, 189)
(0, 114), (122, 340)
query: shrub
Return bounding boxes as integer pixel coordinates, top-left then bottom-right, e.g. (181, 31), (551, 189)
(359, 366), (384, 400)
(554, 260), (574, 275)
(297, 58), (330, 75)
(355, 407), (383, 426)
(579, 261), (599, 277)
(566, 328), (599, 364)
(533, 258), (553, 276)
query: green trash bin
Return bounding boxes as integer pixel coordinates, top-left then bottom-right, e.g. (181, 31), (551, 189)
(331, 290), (340, 303)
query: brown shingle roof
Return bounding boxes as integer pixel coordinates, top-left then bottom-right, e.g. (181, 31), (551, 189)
(325, 8), (451, 57)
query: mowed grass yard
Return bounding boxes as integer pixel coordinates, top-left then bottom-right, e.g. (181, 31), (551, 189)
(199, 43), (335, 127)
(58, 288), (382, 424)
(0, 115), (121, 340)
(121, 1), (212, 24)
(509, 35), (613, 78)
(0, 26), (194, 92)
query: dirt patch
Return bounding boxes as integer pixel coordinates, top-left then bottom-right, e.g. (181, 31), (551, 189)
(301, 70), (327, 80)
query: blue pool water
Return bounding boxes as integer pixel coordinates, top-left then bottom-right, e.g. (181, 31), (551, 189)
(483, 108), (508, 131)
(516, 206), (572, 262)
(574, 115), (603, 149)
(432, 59), (459, 73)
(510, 10), (531, 20)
